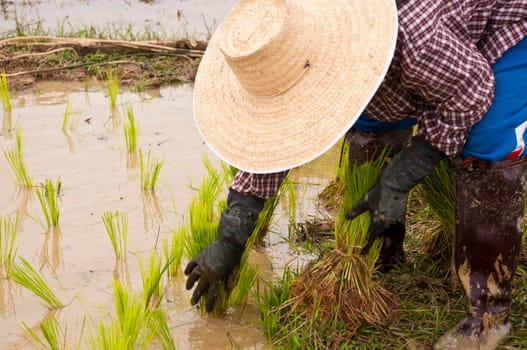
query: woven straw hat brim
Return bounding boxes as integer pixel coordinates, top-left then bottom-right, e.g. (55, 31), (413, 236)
(194, 0), (398, 174)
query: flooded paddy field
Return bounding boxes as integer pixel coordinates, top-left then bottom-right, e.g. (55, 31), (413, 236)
(3, 1), (526, 349)
(0, 80), (336, 349)
(0, 1), (339, 349)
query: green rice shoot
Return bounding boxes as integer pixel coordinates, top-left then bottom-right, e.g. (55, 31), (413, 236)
(139, 149), (164, 192)
(23, 314), (64, 350)
(101, 210), (128, 259)
(8, 257), (63, 309)
(0, 70), (12, 112)
(2, 126), (33, 187)
(183, 156), (279, 315)
(163, 228), (185, 277)
(34, 178), (61, 229)
(413, 158), (455, 257)
(123, 104), (138, 154)
(106, 69), (120, 109)
(0, 214), (19, 267)
(61, 99), (80, 133)
(88, 279), (149, 350)
(148, 309), (176, 350)
(138, 251), (170, 309)
(257, 142), (396, 348)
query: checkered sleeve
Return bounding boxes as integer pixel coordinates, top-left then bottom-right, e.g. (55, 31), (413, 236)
(230, 170), (289, 199)
(398, 2), (495, 156)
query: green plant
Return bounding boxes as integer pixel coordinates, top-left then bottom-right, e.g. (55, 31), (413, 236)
(148, 309), (176, 350)
(138, 251), (173, 310)
(106, 69), (120, 109)
(0, 70), (12, 112)
(414, 158), (455, 257)
(23, 314), (64, 350)
(139, 149), (163, 191)
(123, 104), (138, 153)
(8, 257), (63, 309)
(61, 100), (80, 133)
(2, 127), (33, 187)
(163, 228), (185, 277)
(89, 279), (150, 350)
(101, 210), (128, 259)
(256, 143), (395, 348)
(0, 214), (19, 267)
(35, 178), (61, 229)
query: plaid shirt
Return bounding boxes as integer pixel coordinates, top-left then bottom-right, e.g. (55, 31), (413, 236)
(232, 0), (527, 199)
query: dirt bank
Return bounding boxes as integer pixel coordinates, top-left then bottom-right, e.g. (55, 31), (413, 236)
(1, 36), (207, 90)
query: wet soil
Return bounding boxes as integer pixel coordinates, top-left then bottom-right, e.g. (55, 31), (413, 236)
(1, 37), (206, 91)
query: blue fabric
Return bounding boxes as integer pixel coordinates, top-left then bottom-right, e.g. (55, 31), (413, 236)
(353, 114), (417, 132)
(462, 36), (527, 161)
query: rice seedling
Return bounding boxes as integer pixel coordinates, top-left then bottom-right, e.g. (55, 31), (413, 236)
(123, 104), (138, 154)
(0, 70), (12, 112)
(162, 228), (185, 277)
(112, 279), (148, 347)
(106, 69), (120, 110)
(255, 141), (396, 348)
(101, 210), (128, 259)
(147, 308), (176, 350)
(183, 157), (282, 315)
(413, 158), (455, 258)
(23, 314), (65, 350)
(61, 100), (80, 133)
(138, 251), (166, 309)
(139, 149), (163, 192)
(0, 214), (19, 267)
(89, 279), (150, 350)
(34, 178), (61, 229)
(2, 126), (33, 187)
(8, 257), (63, 309)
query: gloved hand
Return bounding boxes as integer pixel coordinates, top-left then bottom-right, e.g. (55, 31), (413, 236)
(346, 136), (446, 254)
(184, 189), (265, 312)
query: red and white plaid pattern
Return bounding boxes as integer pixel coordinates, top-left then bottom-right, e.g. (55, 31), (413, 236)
(231, 0), (527, 199)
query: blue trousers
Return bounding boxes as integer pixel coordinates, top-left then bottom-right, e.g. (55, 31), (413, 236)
(354, 36), (527, 162)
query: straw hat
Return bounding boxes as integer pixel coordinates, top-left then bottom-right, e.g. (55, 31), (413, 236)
(193, 0), (398, 173)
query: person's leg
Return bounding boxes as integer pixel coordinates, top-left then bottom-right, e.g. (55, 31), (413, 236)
(347, 115), (416, 272)
(434, 158), (527, 350)
(435, 36), (527, 350)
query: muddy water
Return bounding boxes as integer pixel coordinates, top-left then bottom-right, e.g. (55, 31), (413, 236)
(0, 1), (341, 348)
(0, 0), (238, 39)
(0, 80), (339, 349)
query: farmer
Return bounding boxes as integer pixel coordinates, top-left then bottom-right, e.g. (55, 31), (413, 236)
(185, 0), (527, 349)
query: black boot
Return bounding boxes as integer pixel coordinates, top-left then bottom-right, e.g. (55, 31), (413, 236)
(434, 158), (527, 350)
(346, 128), (412, 272)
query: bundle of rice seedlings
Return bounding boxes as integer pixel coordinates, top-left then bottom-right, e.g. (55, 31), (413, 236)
(287, 143), (396, 337)
(106, 68), (120, 110)
(413, 158), (455, 260)
(183, 156), (280, 316)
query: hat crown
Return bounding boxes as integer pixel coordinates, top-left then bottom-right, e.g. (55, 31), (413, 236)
(218, 0), (310, 97)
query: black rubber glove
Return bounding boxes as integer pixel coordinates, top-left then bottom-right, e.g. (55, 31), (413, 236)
(184, 189), (265, 312)
(346, 136), (446, 254)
